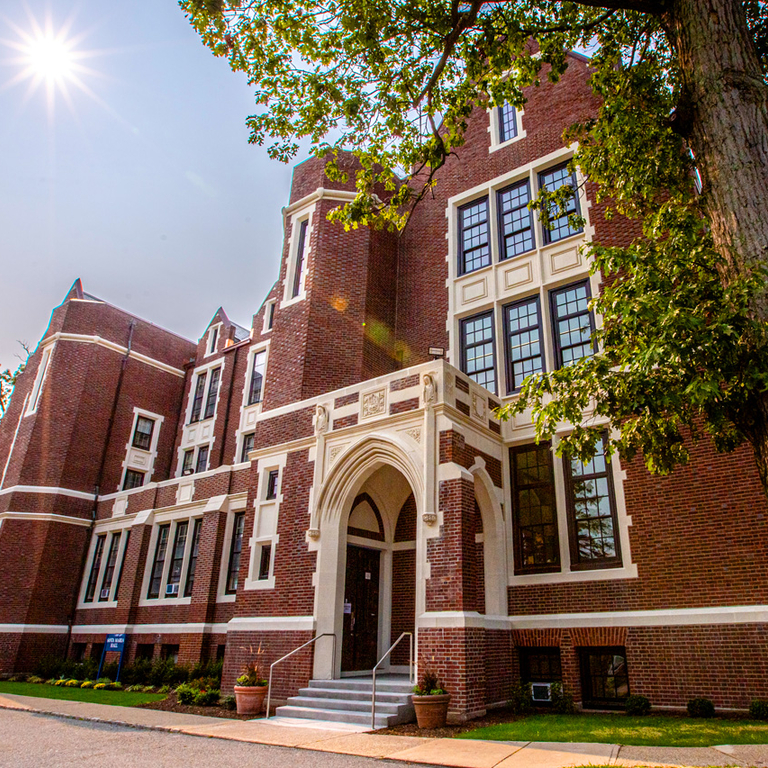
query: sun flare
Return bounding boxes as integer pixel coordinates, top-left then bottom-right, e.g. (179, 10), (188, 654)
(25, 32), (76, 83)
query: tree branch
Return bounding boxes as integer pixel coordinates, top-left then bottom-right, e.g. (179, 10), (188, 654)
(569, 0), (666, 14)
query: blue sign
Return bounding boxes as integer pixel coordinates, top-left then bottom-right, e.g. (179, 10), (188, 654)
(105, 633), (125, 652)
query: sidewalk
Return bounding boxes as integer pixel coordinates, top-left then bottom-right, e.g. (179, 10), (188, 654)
(0, 693), (765, 768)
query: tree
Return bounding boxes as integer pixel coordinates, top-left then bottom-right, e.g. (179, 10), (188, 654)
(0, 362), (25, 420)
(181, 1), (768, 494)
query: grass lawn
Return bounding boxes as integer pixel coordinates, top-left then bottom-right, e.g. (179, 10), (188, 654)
(0, 681), (166, 707)
(457, 713), (768, 747)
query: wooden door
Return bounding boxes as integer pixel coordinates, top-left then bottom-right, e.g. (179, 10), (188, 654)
(341, 545), (380, 672)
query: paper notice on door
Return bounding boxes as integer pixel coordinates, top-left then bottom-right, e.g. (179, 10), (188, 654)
(344, 601), (352, 614)
(365, 572), (371, 580)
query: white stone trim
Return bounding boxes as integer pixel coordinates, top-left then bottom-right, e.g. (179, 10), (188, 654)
(0, 484), (95, 501)
(0, 511), (92, 527)
(281, 204), (315, 307)
(227, 616), (316, 632)
(487, 103), (527, 153)
(70, 622), (229, 635)
(282, 188), (357, 218)
(77, 527), (131, 609)
(118, 407), (165, 491)
(0, 624), (69, 634)
(234, 340), (270, 464)
(40, 333), (185, 378)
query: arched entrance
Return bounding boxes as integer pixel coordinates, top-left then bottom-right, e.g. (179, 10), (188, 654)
(310, 435), (423, 680)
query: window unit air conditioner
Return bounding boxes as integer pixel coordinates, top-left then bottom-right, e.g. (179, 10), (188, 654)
(165, 583), (180, 596)
(531, 682), (553, 703)
(99, 588), (111, 600)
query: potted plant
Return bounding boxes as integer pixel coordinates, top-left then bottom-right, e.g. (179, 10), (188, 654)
(233, 645), (268, 716)
(412, 663), (450, 728)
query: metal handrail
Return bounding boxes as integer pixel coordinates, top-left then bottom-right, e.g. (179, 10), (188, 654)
(371, 631), (414, 729)
(265, 632), (337, 719)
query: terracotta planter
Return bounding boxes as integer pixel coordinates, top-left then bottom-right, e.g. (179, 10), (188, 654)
(413, 693), (451, 728)
(234, 684), (268, 715)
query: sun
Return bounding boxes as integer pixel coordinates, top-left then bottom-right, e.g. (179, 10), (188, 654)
(2, 9), (99, 118)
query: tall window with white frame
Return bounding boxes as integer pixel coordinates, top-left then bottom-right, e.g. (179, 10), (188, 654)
(183, 519), (202, 597)
(26, 345), (53, 414)
(203, 367), (221, 420)
(98, 532), (122, 601)
(165, 521), (189, 597)
(132, 416), (155, 451)
(498, 102), (518, 143)
(550, 280), (595, 368)
(292, 219), (309, 298)
(147, 524), (170, 599)
(195, 445), (209, 474)
(460, 311), (497, 393)
(539, 163), (583, 243)
(83, 535), (106, 603)
(240, 433), (255, 463)
(498, 180), (534, 260)
(247, 351), (266, 405)
(189, 373), (207, 423)
(123, 469), (145, 490)
(458, 197), (491, 275)
(504, 296), (544, 393)
(225, 512), (246, 594)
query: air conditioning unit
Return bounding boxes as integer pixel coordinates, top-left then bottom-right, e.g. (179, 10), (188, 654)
(182, 468), (194, 476)
(99, 588), (111, 600)
(531, 682), (553, 703)
(165, 583), (180, 596)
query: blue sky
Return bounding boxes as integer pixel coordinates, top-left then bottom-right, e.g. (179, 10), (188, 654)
(0, 1), (295, 368)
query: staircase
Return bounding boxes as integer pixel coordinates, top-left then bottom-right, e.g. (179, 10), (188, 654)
(274, 674), (415, 729)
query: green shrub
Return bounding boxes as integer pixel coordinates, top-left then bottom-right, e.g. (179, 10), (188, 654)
(508, 681), (533, 715)
(26, 676), (44, 685)
(221, 695), (236, 711)
(193, 689), (220, 706)
(45, 679), (57, 686)
(8, 674), (26, 682)
(688, 697), (716, 718)
(96, 677), (112, 684)
(190, 659), (224, 687)
(157, 684), (171, 694)
(749, 699), (768, 721)
(176, 683), (197, 705)
(105, 682), (123, 691)
(141, 685), (156, 693)
(625, 694), (651, 716)
(550, 682), (577, 714)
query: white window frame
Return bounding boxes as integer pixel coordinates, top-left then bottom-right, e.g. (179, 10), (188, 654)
(24, 343), (54, 416)
(217, 500), (249, 601)
(262, 299), (277, 334)
(119, 407), (164, 491)
(281, 206), (314, 307)
(77, 523), (132, 609)
(205, 323), (222, 357)
(234, 341), (270, 465)
(488, 102), (526, 152)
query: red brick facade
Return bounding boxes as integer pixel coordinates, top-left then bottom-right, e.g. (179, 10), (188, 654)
(1, 54), (765, 720)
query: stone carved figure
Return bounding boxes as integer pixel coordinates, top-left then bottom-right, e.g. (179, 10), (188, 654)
(423, 373), (437, 405)
(315, 404), (328, 435)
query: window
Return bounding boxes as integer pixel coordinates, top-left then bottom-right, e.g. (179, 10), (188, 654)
(510, 444), (560, 573)
(580, 648), (629, 708)
(265, 301), (276, 330)
(181, 450), (194, 475)
(498, 102), (518, 143)
(136, 643), (154, 661)
(292, 219), (308, 298)
(132, 416), (155, 451)
(225, 512), (245, 594)
(123, 469), (145, 490)
(519, 647), (562, 684)
(498, 180), (534, 260)
(113, 530), (130, 598)
(147, 524), (170, 599)
(165, 521), (188, 597)
(183, 519), (202, 597)
(26, 345), (53, 415)
(258, 544), (272, 581)
(539, 163), (583, 243)
(203, 367), (221, 420)
(98, 532), (122, 602)
(241, 433), (255, 463)
(460, 311), (496, 392)
(84, 535), (106, 603)
(458, 197), (490, 275)
(208, 326), (218, 355)
(195, 445), (209, 474)
(550, 280), (595, 368)
(248, 351), (266, 405)
(565, 435), (621, 569)
(504, 297), (544, 393)
(190, 373), (207, 423)
(161, 644), (180, 663)
(265, 469), (279, 500)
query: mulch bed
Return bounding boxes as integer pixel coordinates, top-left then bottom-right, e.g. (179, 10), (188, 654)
(378, 706), (523, 738)
(137, 693), (264, 721)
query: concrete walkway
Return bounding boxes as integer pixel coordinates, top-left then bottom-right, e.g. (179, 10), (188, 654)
(0, 693), (766, 767)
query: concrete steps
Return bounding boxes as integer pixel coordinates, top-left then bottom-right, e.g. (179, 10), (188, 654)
(274, 675), (414, 729)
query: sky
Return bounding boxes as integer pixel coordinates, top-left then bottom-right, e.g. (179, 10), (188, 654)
(0, 0), (296, 368)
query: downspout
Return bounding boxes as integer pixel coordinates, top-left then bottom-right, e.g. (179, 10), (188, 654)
(65, 319), (136, 659)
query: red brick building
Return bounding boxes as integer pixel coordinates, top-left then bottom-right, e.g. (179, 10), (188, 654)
(1, 53), (766, 721)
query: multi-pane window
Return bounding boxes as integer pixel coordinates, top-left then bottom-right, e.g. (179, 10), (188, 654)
(84, 535), (106, 603)
(248, 351), (266, 405)
(114, 530), (130, 598)
(147, 524), (170, 599)
(498, 102), (518, 143)
(565, 435), (620, 569)
(550, 281), (595, 367)
(511, 444), (560, 572)
(184, 519), (202, 597)
(203, 367), (221, 420)
(458, 197), (491, 275)
(265, 470), (279, 500)
(539, 163), (583, 243)
(460, 311), (496, 392)
(195, 445), (209, 474)
(132, 416), (155, 451)
(225, 513), (246, 594)
(241, 433), (255, 463)
(504, 297), (543, 392)
(190, 373), (207, 423)
(519, 647), (562, 683)
(165, 521), (189, 597)
(123, 469), (145, 491)
(258, 544), (272, 581)
(580, 648), (629, 708)
(292, 219), (308, 298)
(99, 532), (122, 601)
(498, 180), (534, 260)
(181, 450), (194, 475)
